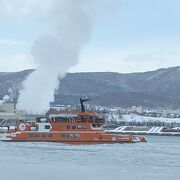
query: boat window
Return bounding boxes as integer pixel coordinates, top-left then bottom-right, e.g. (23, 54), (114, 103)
(45, 125), (51, 129)
(66, 125), (71, 129)
(67, 134), (74, 138)
(74, 134), (80, 138)
(60, 134), (66, 138)
(28, 133), (33, 138)
(72, 125), (76, 129)
(34, 134), (40, 138)
(47, 134), (53, 138)
(41, 134), (46, 138)
(77, 125), (82, 129)
(92, 124), (101, 128)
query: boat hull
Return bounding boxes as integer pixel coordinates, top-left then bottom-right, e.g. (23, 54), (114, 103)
(0, 131), (146, 144)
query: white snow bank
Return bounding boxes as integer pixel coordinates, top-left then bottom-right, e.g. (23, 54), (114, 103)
(120, 114), (180, 123)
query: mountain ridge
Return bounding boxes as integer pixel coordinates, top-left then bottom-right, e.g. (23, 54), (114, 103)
(1, 67), (180, 108)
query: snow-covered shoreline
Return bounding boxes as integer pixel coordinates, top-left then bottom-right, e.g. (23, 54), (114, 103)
(118, 114), (180, 123)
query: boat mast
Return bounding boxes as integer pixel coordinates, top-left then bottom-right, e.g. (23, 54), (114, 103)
(80, 97), (90, 112)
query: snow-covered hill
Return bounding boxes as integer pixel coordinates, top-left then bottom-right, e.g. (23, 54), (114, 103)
(1, 66), (180, 108)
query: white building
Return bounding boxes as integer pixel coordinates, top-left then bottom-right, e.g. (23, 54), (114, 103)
(0, 102), (19, 121)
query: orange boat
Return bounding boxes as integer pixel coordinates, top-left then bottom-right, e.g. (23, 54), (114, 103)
(0, 99), (147, 144)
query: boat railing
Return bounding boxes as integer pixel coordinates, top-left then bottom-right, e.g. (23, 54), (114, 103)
(0, 119), (8, 127)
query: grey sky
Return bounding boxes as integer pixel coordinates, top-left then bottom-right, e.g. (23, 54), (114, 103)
(0, 0), (180, 73)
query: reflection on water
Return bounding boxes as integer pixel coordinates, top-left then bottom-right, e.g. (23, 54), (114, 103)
(0, 136), (180, 180)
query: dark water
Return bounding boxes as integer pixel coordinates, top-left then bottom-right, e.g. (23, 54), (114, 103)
(0, 136), (180, 180)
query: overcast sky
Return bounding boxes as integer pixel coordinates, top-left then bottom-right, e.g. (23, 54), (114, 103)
(0, 0), (180, 73)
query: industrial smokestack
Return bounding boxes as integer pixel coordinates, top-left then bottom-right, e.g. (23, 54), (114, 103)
(17, 0), (94, 114)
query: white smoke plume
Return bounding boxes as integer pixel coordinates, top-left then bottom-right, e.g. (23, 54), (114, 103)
(0, 95), (10, 106)
(17, 0), (94, 114)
